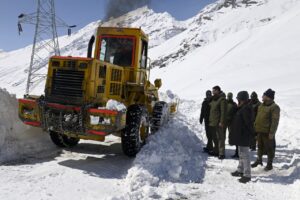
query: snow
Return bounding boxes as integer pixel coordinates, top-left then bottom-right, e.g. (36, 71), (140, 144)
(0, 88), (55, 163)
(0, 0), (300, 199)
(151, 0), (300, 99)
(106, 99), (127, 112)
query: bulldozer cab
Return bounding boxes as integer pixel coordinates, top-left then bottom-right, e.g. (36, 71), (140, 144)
(94, 27), (149, 85)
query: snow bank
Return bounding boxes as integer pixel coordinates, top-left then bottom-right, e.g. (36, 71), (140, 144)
(0, 89), (55, 163)
(113, 99), (205, 199)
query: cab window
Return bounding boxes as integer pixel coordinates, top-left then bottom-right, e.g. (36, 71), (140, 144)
(140, 40), (148, 69)
(99, 36), (135, 67)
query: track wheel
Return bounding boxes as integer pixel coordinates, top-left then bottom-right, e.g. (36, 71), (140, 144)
(121, 105), (149, 157)
(151, 101), (169, 134)
(49, 131), (80, 148)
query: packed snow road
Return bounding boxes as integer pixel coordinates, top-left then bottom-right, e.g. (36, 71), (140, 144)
(0, 139), (131, 200)
(0, 89), (299, 200)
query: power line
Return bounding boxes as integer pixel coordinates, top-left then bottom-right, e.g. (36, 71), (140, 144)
(18, 0), (76, 94)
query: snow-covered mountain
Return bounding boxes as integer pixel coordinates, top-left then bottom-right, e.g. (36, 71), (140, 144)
(0, 0), (300, 199)
(150, 0), (300, 99)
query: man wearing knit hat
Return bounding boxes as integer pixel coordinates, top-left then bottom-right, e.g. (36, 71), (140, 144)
(200, 90), (213, 153)
(230, 91), (254, 183)
(251, 89), (280, 171)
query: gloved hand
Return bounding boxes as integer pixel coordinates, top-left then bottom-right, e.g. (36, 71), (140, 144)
(269, 133), (274, 140)
(219, 122), (224, 128)
(199, 119), (203, 124)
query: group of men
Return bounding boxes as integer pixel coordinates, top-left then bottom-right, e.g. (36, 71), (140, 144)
(199, 86), (280, 183)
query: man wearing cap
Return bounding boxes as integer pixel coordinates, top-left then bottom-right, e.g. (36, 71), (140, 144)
(200, 90), (213, 153)
(230, 91), (254, 183)
(209, 86), (226, 159)
(251, 89), (280, 171)
(249, 92), (261, 151)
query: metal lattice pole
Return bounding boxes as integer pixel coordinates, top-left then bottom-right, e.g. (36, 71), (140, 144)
(18, 0), (75, 94)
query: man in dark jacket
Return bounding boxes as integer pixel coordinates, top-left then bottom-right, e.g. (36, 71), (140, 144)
(200, 90), (213, 153)
(209, 86), (226, 159)
(249, 92), (261, 151)
(251, 89), (280, 171)
(230, 91), (254, 184)
(225, 92), (238, 158)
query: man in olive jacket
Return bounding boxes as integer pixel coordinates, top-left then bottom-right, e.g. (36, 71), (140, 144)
(209, 86), (226, 159)
(249, 92), (261, 151)
(251, 89), (280, 171)
(200, 90), (213, 153)
(230, 91), (254, 183)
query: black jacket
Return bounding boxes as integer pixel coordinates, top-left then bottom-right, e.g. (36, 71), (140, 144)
(229, 103), (254, 147)
(200, 97), (211, 125)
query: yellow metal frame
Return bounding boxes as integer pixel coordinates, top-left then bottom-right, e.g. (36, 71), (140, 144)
(19, 27), (161, 142)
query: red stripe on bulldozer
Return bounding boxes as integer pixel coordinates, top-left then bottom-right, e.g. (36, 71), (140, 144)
(24, 121), (41, 127)
(47, 103), (81, 111)
(87, 130), (107, 136)
(19, 99), (37, 105)
(51, 56), (93, 61)
(89, 109), (118, 115)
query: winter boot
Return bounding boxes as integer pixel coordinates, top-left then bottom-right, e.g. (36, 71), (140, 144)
(231, 146), (239, 158)
(250, 146), (256, 151)
(231, 153), (239, 159)
(203, 147), (210, 153)
(238, 176), (251, 184)
(231, 171), (243, 177)
(218, 155), (225, 160)
(208, 151), (219, 157)
(264, 162), (273, 171)
(251, 160), (263, 168)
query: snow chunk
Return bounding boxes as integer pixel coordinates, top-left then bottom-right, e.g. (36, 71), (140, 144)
(125, 167), (160, 192)
(106, 100), (127, 112)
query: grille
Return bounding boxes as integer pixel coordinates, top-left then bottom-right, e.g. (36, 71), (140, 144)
(52, 69), (84, 98)
(111, 69), (122, 81)
(110, 83), (121, 95)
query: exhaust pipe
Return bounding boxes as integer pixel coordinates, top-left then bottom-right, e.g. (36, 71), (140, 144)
(87, 35), (95, 58)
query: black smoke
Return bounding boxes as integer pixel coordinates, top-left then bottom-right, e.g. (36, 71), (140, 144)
(104, 0), (151, 21)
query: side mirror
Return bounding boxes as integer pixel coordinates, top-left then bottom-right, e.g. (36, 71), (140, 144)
(154, 79), (162, 89)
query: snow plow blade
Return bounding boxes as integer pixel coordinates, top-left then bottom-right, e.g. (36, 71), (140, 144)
(18, 97), (126, 140)
(18, 97), (41, 127)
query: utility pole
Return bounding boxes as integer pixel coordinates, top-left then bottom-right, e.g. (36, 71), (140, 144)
(18, 0), (75, 94)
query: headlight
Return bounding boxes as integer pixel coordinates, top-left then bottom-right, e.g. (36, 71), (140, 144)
(90, 115), (100, 125)
(23, 108), (34, 115)
(79, 62), (88, 69)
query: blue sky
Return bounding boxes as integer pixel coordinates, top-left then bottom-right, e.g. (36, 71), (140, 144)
(0, 0), (215, 51)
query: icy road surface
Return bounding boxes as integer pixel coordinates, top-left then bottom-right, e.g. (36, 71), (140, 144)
(0, 91), (299, 200)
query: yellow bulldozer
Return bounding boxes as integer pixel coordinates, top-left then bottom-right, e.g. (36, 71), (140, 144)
(18, 26), (177, 157)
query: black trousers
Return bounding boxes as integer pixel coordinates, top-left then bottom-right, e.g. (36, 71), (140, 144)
(209, 126), (219, 154)
(205, 122), (213, 151)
